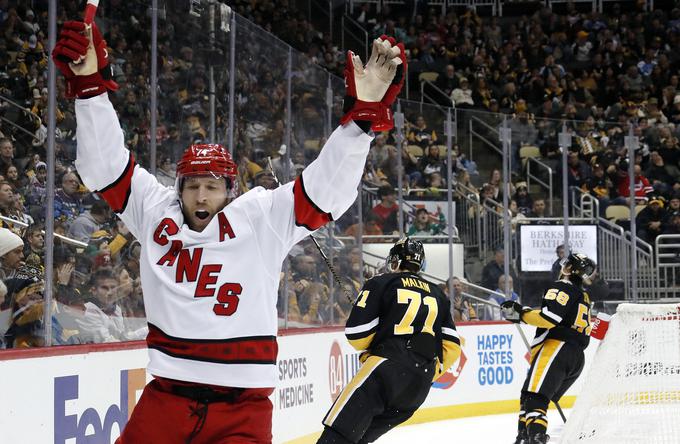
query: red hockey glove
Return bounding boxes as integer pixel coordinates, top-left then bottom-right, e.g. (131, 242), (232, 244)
(340, 35), (407, 132)
(52, 21), (118, 99)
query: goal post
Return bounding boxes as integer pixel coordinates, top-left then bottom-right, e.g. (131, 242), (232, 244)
(561, 303), (680, 444)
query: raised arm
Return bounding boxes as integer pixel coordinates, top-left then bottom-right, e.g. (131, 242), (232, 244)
(261, 36), (407, 251)
(53, 21), (171, 238)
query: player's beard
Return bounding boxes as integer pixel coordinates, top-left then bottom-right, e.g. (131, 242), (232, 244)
(182, 198), (230, 232)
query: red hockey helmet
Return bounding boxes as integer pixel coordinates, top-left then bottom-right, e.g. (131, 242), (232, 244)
(177, 144), (237, 182)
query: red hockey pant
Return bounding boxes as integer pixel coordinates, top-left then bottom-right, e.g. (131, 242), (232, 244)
(116, 378), (273, 444)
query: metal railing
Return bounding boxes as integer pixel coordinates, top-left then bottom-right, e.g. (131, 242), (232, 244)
(419, 79), (453, 109)
(480, 200), (505, 260)
(0, 93), (43, 141)
(655, 234), (680, 298)
(0, 215), (88, 248)
(468, 115), (500, 162)
(340, 14), (368, 62)
(526, 156), (554, 215)
(623, 232), (656, 299)
(452, 183), (483, 257)
(570, 186), (599, 221)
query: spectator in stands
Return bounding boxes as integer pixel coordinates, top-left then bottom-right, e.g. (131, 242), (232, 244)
(572, 31), (593, 70)
(0, 227), (24, 280)
(539, 55), (566, 80)
(499, 82), (520, 113)
(435, 64), (459, 97)
(665, 193), (680, 218)
(54, 172), (83, 225)
(550, 245), (567, 281)
(0, 138), (14, 176)
(582, 163), (613, 216)
(289, 255), (327, 324)
(417, 145), (446, 183)
(4, 269), (45, 348)
(26, 161), (47, 221)
(0, 181), (15, 222)
(486, 274), (519, 320)
(4, 165), (22, 191)
(527, 197), (550, 221)
(419, 171), (445, 199)
(562, 150), (592, 190)
(514, 182), (533, 216)
(662, 210), (680, 236)
(645, 150), (680, 196)
(407, 207), (446, 237)
(344, 212), (384, 241)
(330, 278), (357, 324)
(473, 77), (494, 110)
(481, 247), (508, 291)
(53, 246), (81, 306)
(446, 277), (478, 322)
(407, 115), (437, 149)
(636, 196), (667, 243)
(371, 132), (391, 168)
(253, 170), (277, 190)
(451, 77), (474, 107)
(155, 156), (175, 187)
(76, 267), (142, 343)
(372, 185), (399, 234)
(67, 199), (111, 243)
(613, 162), (654, 205)
(486, 168), (503, 201)
(508, 106), (538, 173)
(22, 224), (43, 267)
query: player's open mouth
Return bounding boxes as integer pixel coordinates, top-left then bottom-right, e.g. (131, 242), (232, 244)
(195, 210), (210, 220)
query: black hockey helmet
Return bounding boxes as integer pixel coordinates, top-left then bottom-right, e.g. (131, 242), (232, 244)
(561, 252), (597, 285)
(387, 237), (425, 272)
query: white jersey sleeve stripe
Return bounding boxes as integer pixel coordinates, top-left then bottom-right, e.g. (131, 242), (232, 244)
(345, 317), (380, 336)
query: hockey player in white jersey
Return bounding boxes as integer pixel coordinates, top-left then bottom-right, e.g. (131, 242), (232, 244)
(52, 18), (406, 444)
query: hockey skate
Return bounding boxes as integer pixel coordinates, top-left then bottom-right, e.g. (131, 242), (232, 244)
(512, 430), (528, 444)
(528, 432), (550, 444)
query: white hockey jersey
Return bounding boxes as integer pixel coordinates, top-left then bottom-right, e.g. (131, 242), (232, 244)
(75, 94), (372, 388)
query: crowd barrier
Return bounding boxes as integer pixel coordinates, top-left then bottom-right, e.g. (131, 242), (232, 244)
(0, 322), (598, 443)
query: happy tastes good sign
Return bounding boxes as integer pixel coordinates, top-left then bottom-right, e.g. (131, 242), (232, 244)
(519, 224), (598, 272)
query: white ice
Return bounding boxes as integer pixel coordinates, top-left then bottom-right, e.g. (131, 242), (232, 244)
(375, 409), (568, 444)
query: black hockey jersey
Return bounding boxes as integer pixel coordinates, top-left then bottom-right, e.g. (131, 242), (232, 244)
(344, 272), (460, 364)
(533, 280), (592, 349)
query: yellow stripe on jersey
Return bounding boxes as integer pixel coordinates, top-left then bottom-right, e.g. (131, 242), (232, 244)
(442, 339), (462, 374)
(529, 339), (564, 393)
(347, 332), (375, 351)
(522, 310), (558, 329)
(324, 356), (386, 426)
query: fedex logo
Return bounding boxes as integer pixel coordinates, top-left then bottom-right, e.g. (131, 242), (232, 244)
(54, 369), (146, 444)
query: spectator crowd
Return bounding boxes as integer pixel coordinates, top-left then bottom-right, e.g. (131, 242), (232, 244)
(1, 0), (680, 347)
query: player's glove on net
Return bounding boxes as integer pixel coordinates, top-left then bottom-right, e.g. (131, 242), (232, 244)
(500, 300), (531, 324)
(340, 35), (407, 132)
(52, 21), (118, 99)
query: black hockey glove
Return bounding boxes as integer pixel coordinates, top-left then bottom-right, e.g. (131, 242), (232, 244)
(500, 300), (530, 324)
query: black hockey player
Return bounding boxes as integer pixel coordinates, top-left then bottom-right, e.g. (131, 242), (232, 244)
(317, 238), (461, 444)
(502, 253), (597, 444)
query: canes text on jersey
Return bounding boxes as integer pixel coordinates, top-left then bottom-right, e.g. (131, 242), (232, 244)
(153, 214), (241, 316)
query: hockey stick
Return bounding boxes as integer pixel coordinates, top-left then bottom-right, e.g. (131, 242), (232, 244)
(309, 235), (355, 304)
(514, 323), (568, 423)
(266, 157), (354, 305)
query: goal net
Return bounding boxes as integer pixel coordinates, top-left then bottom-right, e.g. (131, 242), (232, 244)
(561, 303), (680, 444)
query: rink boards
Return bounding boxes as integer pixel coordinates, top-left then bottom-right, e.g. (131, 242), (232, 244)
(0, 322), (597, 443)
